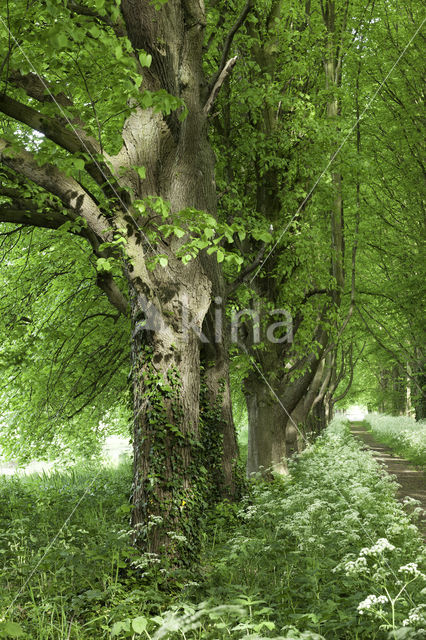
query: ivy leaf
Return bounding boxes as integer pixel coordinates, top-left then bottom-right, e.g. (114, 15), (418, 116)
(139, 51), (152, 67)
(158, 255), (168, 268)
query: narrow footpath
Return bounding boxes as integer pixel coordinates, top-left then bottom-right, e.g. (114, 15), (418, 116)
(350, 422), (426, 539)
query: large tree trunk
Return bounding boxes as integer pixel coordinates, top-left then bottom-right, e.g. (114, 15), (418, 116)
(129, 269), (211, 556)
(116, 0), (240, 555)
(244, 327), (328, 475)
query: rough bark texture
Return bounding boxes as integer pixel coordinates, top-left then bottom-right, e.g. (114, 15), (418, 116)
(0, 0), (241, 559)
(129, 269), (211, 555)
(245, 374), (288, 476)
(116, 0), (240, 552)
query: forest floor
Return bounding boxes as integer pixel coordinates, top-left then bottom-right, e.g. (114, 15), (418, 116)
(350, 421), (426, 537)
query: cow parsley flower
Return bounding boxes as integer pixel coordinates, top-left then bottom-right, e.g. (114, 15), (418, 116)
(358, 594), (388, 615)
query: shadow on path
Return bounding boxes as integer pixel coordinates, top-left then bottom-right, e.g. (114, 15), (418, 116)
(349, 422), (425, 539)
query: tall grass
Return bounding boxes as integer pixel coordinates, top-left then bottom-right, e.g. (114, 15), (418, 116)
(0, 421), (424, 639)
(366, 414), (426, 469)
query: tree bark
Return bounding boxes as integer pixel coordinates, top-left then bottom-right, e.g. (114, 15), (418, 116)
(116, 0), (241, 552)
(129, 267), (212, 556)
(0, 0), (242, 560)
(244, 373), (288, 476)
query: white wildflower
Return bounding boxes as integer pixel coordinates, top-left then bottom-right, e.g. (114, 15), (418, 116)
(402, 606), (426, 627)
(359, 538), (395, 557)
(358, 594), (388, 615)
(398, 562), (426, 579)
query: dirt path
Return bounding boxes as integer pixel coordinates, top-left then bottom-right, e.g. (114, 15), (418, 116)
(349, 422), (426, 538)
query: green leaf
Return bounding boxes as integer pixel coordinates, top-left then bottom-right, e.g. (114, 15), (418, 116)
(0, 621), (25, 638)
(135, 166), (146, 180)
(131, 616), (148, 633)
(111, 620), (130, 637)
(158, 256), (168, 268)
(204, 228), (215, 239)
(216, 249), (225, 263)
(139, 52), (152, 67)
(173, 227), (185, 238)
(96, 258), (112, 273)
(73, 158), (85, 172)
(257, 231), (273, 243)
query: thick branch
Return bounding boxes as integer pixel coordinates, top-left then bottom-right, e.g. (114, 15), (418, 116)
(0, 94), (122, 198)
(0, 139), (109, 240)
(0, 206), (67, 230)
(67, 1), (127, 37)
(96, 272), (129, 316)
(7, 71), (73, 106)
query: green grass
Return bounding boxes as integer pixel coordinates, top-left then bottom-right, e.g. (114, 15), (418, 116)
(0, 421), (425, 639)
(364, 414), (426, 469)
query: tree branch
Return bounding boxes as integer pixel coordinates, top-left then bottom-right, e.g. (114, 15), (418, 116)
(96, 272), (129, 316)
(0, 94), (123, 199)
(7, 71), (73, 106)
(226, 239), (266, 295)
(0, 190), (129, 317)
(208, 0), (254, 91)
(0, 138), (110, 240)
(0, 206), (68, 230)
(66, 1), (127, 37)
(204, 56), (238, 115)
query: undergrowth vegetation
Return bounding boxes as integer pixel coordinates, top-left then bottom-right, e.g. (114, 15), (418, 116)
(0, 420), (425, 639)
(365, 414), (426, 469)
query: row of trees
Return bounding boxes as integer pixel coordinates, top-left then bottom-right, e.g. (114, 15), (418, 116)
(0, 0), (424, 558)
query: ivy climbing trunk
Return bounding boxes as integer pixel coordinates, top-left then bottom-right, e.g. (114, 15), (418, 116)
(115, 0), (240, 555)
(129, 269), (211, 556)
